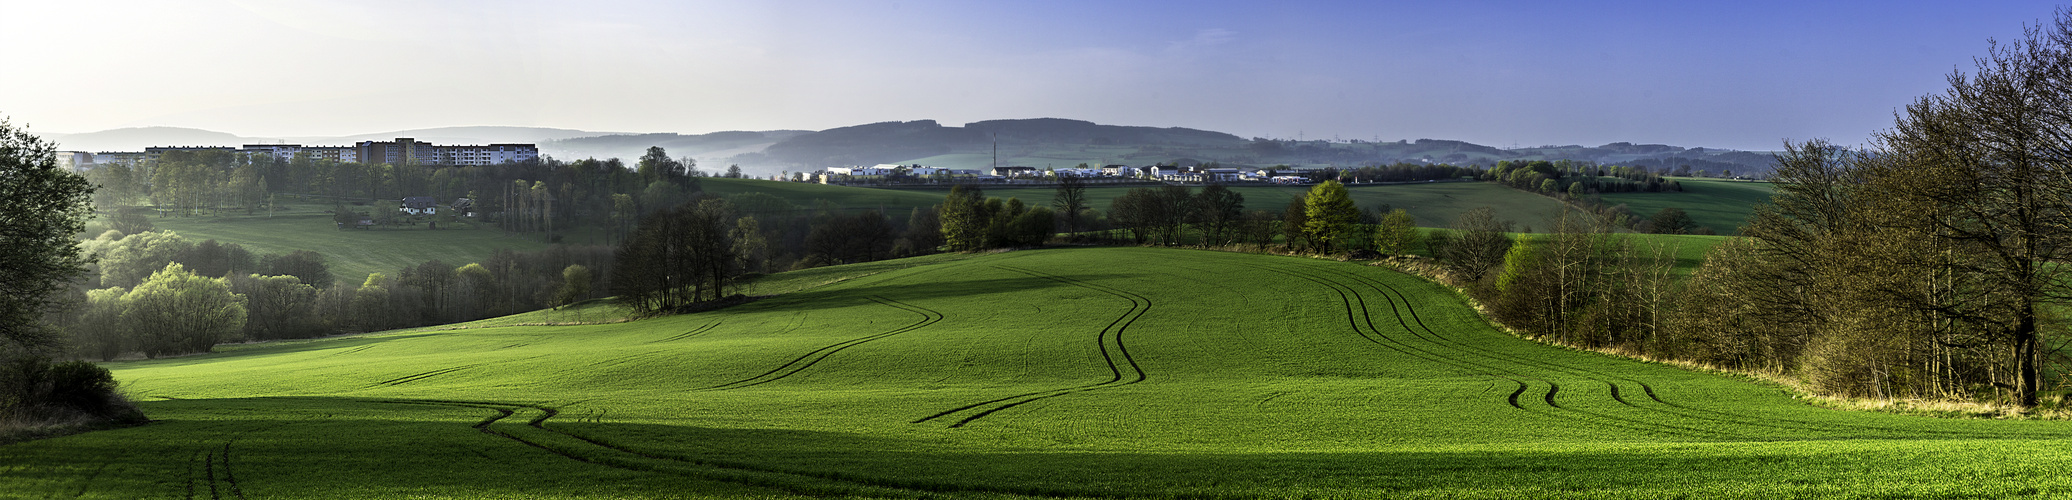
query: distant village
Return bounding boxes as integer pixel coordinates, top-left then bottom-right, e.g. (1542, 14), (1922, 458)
(52, 137), (540, 171)
(813, 163), (1313, 185)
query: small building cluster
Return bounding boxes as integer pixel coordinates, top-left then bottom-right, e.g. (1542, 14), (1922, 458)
(57, 138), (539, 171)
(807, 162), (1319, 185)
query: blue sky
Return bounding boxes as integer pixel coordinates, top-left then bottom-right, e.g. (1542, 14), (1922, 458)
(2, 0), (2062, 150)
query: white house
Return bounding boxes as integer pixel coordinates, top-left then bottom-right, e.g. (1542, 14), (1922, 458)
(401, 196), (439, 215)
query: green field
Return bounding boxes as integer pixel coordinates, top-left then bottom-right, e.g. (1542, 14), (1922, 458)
(9, 247), (2072, 498)
(1597, 178), (1776, 235)
(140, 203), (561, 284)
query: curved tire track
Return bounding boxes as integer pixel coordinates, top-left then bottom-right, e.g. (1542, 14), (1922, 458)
(914, 265), (1151, 428)
(1320, 263), (2019, 439)
(698, 297), (940, 391)
(647, 321), (723, 344)
(392, 399), (1128, 499)
(1249, 262), (1735, 439)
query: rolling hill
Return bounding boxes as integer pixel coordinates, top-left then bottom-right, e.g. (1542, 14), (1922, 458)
(44, 119), (1781, 181)
(8, 248), (2071, 498)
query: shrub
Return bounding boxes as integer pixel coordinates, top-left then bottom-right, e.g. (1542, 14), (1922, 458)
(0, 355), (145, 427)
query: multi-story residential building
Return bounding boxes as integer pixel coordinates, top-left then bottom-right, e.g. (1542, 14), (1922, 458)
(354, 138), (538, 166)
(91, 152), (146, 167)
(88, 138), (539, 169)
(241, 144), (359, 163)
(144, 146), (235, 163)
(54, 151), (93, 172)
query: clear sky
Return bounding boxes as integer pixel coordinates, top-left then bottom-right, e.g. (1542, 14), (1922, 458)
(2, 0), (2062, 150)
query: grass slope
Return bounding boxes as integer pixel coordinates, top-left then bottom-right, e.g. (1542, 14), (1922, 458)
(145, 203), (558, 284)
(1596, 178), (1776, 234)
(10, 247), (2072, 498)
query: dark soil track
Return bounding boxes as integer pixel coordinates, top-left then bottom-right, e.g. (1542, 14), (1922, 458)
(913, 265), (1152, 428)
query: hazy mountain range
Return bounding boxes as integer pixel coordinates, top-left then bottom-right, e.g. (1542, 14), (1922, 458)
(43, 119), (1780, 178)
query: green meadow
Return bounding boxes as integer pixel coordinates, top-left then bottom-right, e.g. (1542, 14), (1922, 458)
(1596, 178), (1776, 234)
(9, 247), (2072, 498)
(128, 178), (1750, 286)
(134, 200), (574, 285)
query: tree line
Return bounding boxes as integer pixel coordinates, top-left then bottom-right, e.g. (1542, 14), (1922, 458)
(1441, 14), (2072, 408)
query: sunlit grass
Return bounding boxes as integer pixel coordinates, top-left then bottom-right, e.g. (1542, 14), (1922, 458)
(9, 247), (2072, 498)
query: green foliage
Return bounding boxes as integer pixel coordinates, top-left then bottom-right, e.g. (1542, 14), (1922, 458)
(0, 118), (95, 352)
(7, 248), (2069, 498)
(1647, 207), (1694, 234)
(0, 355), (142, 428)
(122, 263), (247, 358)
(938, 185), (987, 251)
(1494, 236), (1540, 294)
(555, 265), (593, 309)
(611, 199), (740, 315)
(1302, 180), (1359, 252)
(229, 274), (319, 341)
(1374, 208), (1421, 255)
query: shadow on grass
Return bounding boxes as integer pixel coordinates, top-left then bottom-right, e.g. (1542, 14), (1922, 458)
(11, 396), (2056, 499)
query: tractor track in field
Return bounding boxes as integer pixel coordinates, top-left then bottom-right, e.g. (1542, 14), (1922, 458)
(698, 296), (941, 391)
(369, 364), (482, 388)
(1322, 264), (2033, 440)
(1310, 264), (1760, 438)
(181, 437), (246, 500)
(390, 399), (1149, 499)
(914, 265), (1153, 428)
(648, 322), (723, 344)
(1321, 264), (1805, 435)
(1254, 263), (1738, 439)
(1324, 266), (2031, 439)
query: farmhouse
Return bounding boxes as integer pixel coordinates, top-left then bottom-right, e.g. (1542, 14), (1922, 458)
(401, 196), (439, 215)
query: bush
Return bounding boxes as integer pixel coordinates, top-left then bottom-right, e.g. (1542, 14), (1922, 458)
(0, 355), (144, 427)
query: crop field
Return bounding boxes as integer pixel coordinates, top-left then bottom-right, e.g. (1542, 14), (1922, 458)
(11, 247), (2072, 498)
(1596, 178), (1776, 235)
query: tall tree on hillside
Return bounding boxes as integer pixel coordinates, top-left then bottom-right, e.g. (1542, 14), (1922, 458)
(1648, 207), (1694, 234)
(0, 118), (96, 351)
(1281, 197), (1309, 251)
(1438, 207), (1513, 284)
(1871, 19), (2072, 406)
(1374, 209), (1420, 255)
(1192, 183), (1245, 247)
(1302, 180), (1359, 252)
(939, 185), (988, 251)
(1052, 174), (1088, 236)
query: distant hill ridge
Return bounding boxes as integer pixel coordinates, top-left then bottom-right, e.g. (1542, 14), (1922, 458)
(42, 119), (1780, 176)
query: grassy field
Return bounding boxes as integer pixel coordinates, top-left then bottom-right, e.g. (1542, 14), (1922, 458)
(142, 202), (564, 284)
(129, 178), (1741, 285)
(9, 247), (2072, 498)
(1596, 178), (1776, 235)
